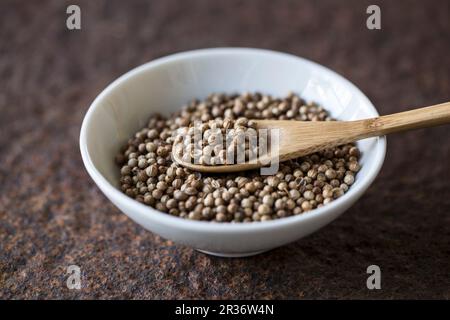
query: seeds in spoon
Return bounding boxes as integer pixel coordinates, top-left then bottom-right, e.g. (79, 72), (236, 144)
(174, 117), (265, 165)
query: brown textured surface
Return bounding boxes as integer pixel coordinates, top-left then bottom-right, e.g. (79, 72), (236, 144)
(0, 0), (449, 299)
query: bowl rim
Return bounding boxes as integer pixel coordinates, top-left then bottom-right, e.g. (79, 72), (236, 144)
(80, 47), (386, 233)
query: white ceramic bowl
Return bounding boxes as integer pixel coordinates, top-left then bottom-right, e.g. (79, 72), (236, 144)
(80, 48), (386, 257)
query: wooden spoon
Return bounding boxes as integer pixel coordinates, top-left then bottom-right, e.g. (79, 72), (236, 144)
(173, 101), (450, 173)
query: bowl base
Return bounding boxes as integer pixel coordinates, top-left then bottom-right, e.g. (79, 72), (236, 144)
(196, 249), (269, 258)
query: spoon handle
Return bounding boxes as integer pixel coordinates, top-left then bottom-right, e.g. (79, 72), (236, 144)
(357, 101), (450, 138)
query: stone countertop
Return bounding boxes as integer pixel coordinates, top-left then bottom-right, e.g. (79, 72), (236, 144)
(0, 0), (449, 299)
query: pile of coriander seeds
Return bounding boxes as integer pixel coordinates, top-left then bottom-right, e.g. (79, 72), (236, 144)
(173, 117), (266, 165)
(116, 92), (361, 222)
